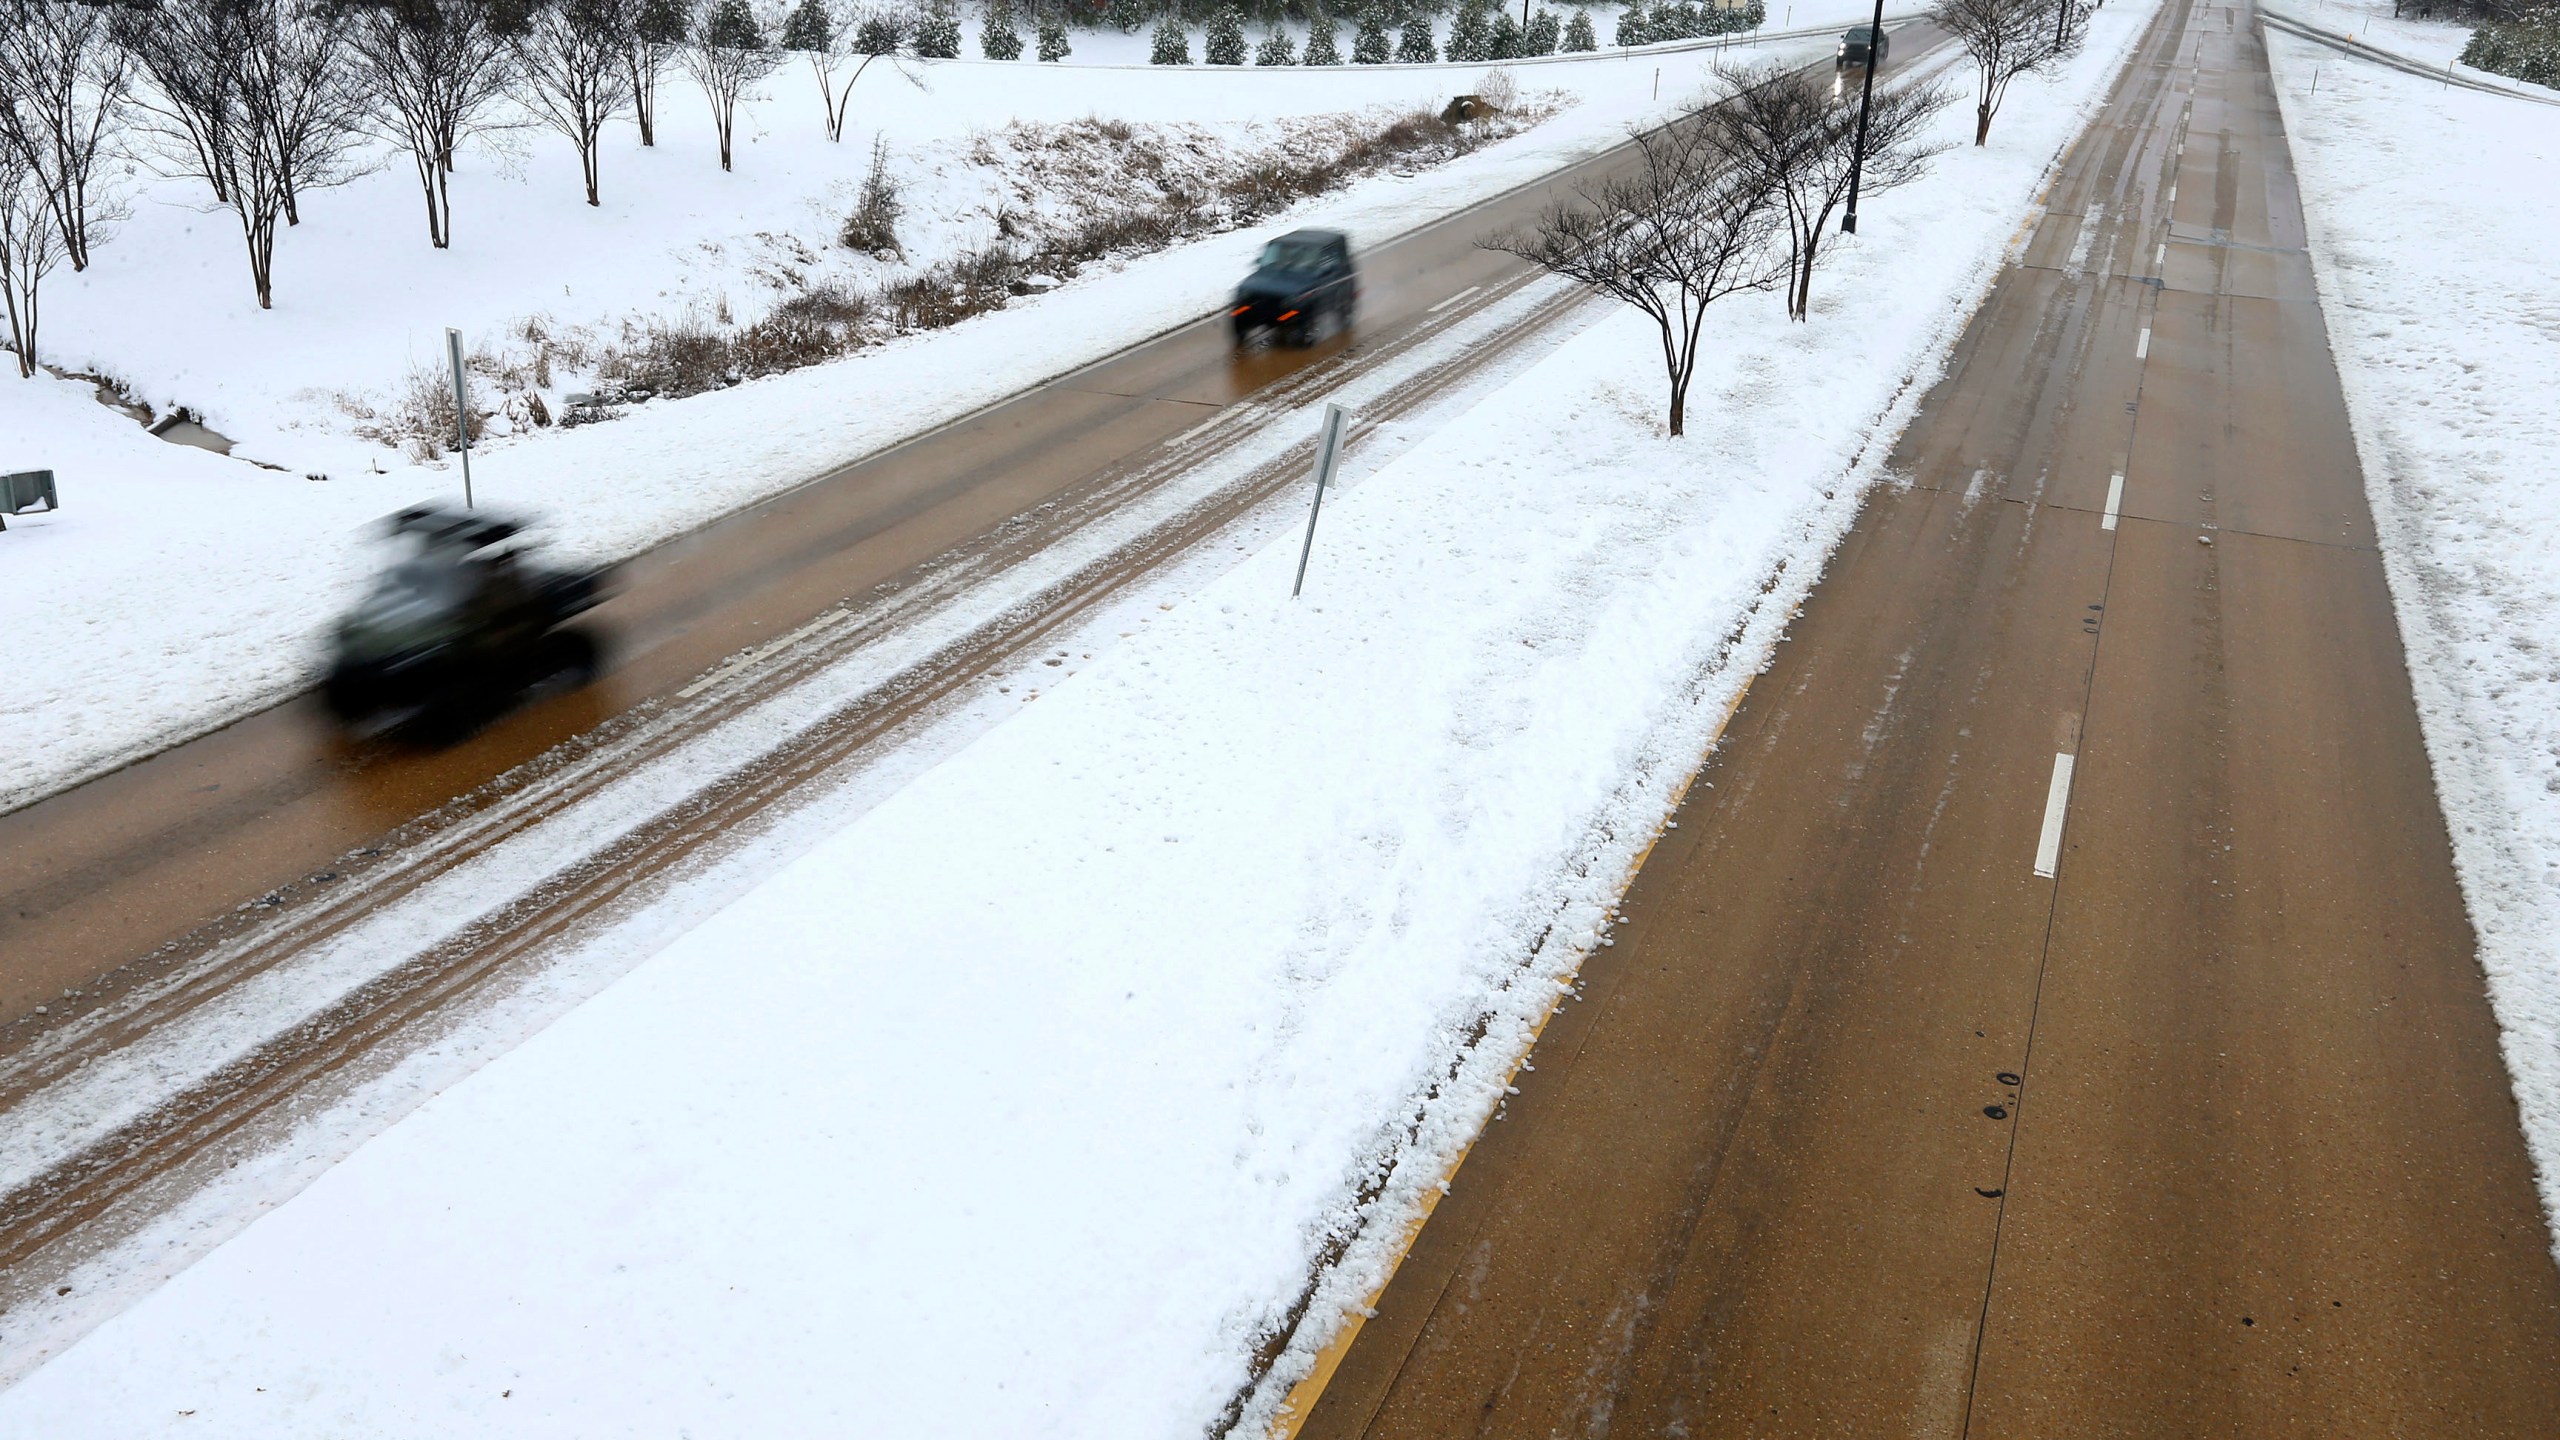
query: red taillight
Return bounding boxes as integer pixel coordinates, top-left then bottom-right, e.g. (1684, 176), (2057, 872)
(1277, 310), (1299, 322)
(1230, 305), (1249, 316)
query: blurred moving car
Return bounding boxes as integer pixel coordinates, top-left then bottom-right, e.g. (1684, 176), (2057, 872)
(1230, 229), (1360, 348)
(323, 505), (610, 738)
(1838, 24), (1890, 67)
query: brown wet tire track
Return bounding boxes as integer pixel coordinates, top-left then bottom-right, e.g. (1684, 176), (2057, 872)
(1292, 2), (2560, 1436)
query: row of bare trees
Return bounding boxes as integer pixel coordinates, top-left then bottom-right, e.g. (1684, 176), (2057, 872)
(0, 0), (930, 374)
(1493, 0), (2084, 435)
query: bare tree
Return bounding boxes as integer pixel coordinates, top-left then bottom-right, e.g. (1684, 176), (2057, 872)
(1931, 0), (2074, 145)
(628, 0), (687, 145)
(1486, 121), (1785, 435)
(517, 0), (636, 204)
(347, 0), (519, 248)
(122, 0), (364, 307)
(785, 1), (913, 142)
(1706, 62), (1949, 320)
(0, 140), (66, 376)
(0, 0), (133, 272)
(682, 0), (783, 171)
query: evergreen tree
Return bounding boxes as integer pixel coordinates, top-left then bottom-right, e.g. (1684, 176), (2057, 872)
(1254, 23), (1298, 63)
(1395, 8), (1436, 60)
(1304, 7), (1343, 63)
(1037, 9), (1071, 58)
(1203, 4), (1247, 62)
(780, 0), (831, 52)
(1525, 7), (1559, 52)
(912, 0), (962, 56)
(1488, 7), (1522, 57)
(980, 0), (1023, 56)
(1106, 0), (1149, 31)
(1352, 7), (1391, 61)
(704, 0), (763, 48)
(1656, 0), (1695, 38)
(1150, 15), (1192, 61)
(1613, 0), (1646, 45)
(1561, 6), (1595, 49)
(1446, 0), (1492, 60)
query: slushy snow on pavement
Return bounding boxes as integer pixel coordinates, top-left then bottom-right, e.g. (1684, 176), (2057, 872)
(0, 3), (2164, 1434)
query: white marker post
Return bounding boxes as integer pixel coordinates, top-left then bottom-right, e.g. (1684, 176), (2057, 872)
(1292, 403), (1353, 599)
(446, 326), (474, 509)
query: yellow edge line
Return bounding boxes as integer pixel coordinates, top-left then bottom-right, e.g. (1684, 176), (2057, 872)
(1266, 668), (1763, 1438)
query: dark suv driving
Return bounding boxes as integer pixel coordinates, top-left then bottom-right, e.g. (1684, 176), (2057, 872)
(1231, 229), (1360, 347)
(1837, 24), (1889, 67)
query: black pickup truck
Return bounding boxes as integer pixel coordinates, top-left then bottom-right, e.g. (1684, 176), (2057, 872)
(323, 505), (610, 738)
(1230, 229), (1361, 347)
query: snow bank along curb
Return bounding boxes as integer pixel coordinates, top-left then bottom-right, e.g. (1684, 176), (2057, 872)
(2264, 29), (2560, 1253)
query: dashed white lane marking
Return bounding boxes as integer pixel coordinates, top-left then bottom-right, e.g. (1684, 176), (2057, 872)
(2167, 183), (2178, 204)
(1426, 286), (1481, 314)
(2102, 473), (2125, 531)
(2035, 753), (2078, 880)
(2136, 327), (2152, 359)
(2155, 241), (2167, 267)
(1164, 404), (1252, 450)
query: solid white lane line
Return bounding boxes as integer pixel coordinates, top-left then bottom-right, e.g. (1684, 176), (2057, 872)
(2034, 753), (2077, 880)
(2136, 327), (2152, 359)
(2102, 473), (2124, 531)
(1426, 286), (1481, 314)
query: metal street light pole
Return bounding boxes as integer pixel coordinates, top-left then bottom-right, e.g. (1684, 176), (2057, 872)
(1840, 0), (1888, 234)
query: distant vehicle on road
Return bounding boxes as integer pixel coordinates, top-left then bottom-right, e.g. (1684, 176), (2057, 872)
(323, 505), (610, 739)
(1231, 228), (1360, 348)
(1838, 24), (1890, 67)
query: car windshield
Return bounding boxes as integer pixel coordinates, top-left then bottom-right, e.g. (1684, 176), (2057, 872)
(1846, 26), (1875, 40)
(1259, 240), (1332, 272)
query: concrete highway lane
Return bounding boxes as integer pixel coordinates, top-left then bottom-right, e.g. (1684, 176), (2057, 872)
(1295, 2), (2560, 1435)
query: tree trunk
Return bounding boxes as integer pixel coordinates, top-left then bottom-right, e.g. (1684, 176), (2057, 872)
(582, 136), (602, 205)
(1976, 102), (1993, 145)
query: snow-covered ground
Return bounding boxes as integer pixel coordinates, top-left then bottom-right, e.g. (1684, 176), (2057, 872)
(2264, 0), (2560, 97)
(0, 2), (2164, 1433)
(0, 2), (1906, 817)
(2262, 33), (2560, 1249)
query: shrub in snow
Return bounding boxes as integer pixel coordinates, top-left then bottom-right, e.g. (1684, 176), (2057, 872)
(1615, 1), (1646, 44)
(1525, 8), (1561, 53)
(912, 0), (963, 57)
(2461, 18), (2560, 87)
(1151, 16), (1193, 62)
(1037, 11), (1071, 59)
(1255, 24), (1299, 63)
(1306, 9), (1344, 63)
(631, 0), (691, 146)
(1397, 9), (1439, 60)
(1563, 6), (1596, 49)
(980, 0), (1024, 57)
(840, 132), (903, 257)
(1353, 8), (1393, 61)
(1204, 4), (1248, 63)
(1447, 0), (1494, 60)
